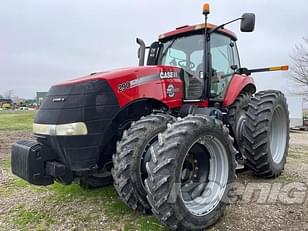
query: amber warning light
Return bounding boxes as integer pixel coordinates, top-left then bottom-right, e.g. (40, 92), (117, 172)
(203, 3), (210, 14)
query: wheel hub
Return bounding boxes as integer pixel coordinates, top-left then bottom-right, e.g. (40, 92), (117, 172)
(181, 155), (197, 184)
(180, 136), (229, 216)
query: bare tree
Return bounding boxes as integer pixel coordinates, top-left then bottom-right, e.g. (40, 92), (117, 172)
(290, 38), (308, 101)
(3, 89), (14, 99)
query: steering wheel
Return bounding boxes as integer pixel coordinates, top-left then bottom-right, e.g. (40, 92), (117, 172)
(178, 60), (195, 69)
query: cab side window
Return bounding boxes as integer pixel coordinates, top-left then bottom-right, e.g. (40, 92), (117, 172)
(232, 43), (241, 69)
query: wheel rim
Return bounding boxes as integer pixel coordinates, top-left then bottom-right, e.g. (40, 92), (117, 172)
(180, 135), (229, 216)
(270, 105), (288, 164)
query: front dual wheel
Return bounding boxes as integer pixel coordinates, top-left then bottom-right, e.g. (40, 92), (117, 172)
(145, 115), (236, 230)
(112, 113), (175, 213)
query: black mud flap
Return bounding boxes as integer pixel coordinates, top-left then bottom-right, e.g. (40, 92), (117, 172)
(11, 140), (56, 186)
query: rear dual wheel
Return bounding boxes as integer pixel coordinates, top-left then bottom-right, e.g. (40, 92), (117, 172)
(145, 115), (236, 230)
(228, 92), (251, 156)
(243, 90), (289, 177)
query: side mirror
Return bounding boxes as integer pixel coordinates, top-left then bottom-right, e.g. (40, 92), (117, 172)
(240, 13), (255, 32)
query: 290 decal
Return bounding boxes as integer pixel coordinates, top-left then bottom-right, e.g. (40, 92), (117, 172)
(118, 81), (130, 92)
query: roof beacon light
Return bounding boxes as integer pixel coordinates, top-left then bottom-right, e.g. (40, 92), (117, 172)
(203, 3), (210, 15)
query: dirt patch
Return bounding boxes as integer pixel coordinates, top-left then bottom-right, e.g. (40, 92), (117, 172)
(211, 131), (308, 231)
(0, 131), (33, 160)
(290, 130), (308, 147)
(0, 131), (308, 230)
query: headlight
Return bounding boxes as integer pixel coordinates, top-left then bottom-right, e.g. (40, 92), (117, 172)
(33, 122), (88, 136)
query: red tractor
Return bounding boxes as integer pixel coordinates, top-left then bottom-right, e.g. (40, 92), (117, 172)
(11, 3), (289, 230)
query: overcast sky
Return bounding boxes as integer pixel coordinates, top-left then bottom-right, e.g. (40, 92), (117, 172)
(0, 0), (308, 99)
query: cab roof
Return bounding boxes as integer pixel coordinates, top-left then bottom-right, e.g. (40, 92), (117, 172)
(159, 23), (237, 41)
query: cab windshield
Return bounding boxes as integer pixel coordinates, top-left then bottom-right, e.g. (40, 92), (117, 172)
(158, 33), (239, 100)
(158, 34), (204, 75)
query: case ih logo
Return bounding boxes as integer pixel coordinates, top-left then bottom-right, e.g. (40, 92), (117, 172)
(160, 71), (178, 79)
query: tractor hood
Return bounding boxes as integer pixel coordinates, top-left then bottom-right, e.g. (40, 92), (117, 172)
(36, 64), (183, 131)
(54, 65), (182, 87)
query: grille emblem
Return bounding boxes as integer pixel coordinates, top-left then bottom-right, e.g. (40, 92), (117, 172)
(52, 97), (65, 102)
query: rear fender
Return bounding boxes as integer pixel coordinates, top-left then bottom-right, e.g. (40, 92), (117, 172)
(223, 74), (256, 107)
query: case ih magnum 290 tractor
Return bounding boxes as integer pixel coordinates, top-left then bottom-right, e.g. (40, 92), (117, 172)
(12, 4), (289, 230)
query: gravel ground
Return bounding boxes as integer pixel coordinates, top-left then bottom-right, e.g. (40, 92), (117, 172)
(0, 130), (308, 230)
(0, 131), (33, 160)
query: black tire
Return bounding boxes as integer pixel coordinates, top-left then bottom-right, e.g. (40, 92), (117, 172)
(79, 175), (113, 189)
(228, 92), (251, 155)
(112, 113), (175, 213)
(243, 90), (290, 177)
(145, 115), (236, 231)
(79, 161), (113, 189)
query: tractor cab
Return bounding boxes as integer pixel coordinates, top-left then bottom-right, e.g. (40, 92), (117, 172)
(137, 6), (256, 104)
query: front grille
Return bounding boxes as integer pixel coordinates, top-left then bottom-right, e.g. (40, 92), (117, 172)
(34, 79), (120, 172)
(35, 80), (119, 127)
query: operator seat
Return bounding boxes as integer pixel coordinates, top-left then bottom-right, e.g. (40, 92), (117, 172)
(185, 63), (204, 99)
(193, 63), (225, 97)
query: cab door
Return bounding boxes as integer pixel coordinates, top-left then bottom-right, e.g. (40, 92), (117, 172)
(210, 33), (238, 101)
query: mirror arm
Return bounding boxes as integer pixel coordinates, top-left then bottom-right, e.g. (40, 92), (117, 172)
(208, 17), (242, 34)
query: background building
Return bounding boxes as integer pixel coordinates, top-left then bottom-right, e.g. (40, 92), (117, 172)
(0, 98), (13, 109)
(36, 92), (47, 107)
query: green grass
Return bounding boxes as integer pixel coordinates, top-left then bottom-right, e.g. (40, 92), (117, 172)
(0, 111), (35, 130)
(1, 158), (11, 170)
(46, 183), (167, 230)
(12, 206), (54, 229)
(1, 163), (166, 230)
